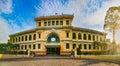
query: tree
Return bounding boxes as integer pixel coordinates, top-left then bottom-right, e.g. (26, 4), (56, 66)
(104, 6), (120, 44)
(0, 43), (19, 54)
(93, 41), (101, 50)
(93, 41), (108, 55)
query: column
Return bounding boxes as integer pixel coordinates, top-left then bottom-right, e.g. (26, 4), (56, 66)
(91, 44), (93, 50)
(27, 34), (29, 41)
(19, 45), (21, 50)
(94, 35), (96, 41)
(36, 44), (38, 50)
(76, 32), (78, 41)
(87, 44), (89, 50)
(82, 44), (84, 50)
(30, 44), (32, 50)
(86, 34), (88, 40)
(81, 33), (83, 40)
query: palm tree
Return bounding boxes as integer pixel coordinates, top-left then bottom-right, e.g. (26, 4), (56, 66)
(104, 6), (120, 44)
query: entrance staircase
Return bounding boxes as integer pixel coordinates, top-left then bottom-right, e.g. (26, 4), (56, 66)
(34, 55), (73, 59)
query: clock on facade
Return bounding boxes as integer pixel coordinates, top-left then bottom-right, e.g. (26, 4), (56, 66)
(51, 37), (56, 42)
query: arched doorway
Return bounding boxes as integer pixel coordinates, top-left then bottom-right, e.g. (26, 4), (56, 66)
(46, 33), (60, 55)
(47, 33), (60, 43)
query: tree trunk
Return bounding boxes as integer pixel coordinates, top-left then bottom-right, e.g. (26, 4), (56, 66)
(112, 28), (116, 44)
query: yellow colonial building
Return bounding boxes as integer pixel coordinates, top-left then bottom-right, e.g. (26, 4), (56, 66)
(9, 14), (106, 56)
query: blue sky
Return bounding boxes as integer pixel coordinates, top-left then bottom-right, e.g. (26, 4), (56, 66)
(0, 0), (120, 43)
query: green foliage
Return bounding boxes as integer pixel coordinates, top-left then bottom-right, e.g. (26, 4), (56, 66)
(77, 48), (81, 55)
(71, 50), (74, 55)
(104, 6), (120, 44)
(0, 43), (19, 54)
(93, 41), (100, 45)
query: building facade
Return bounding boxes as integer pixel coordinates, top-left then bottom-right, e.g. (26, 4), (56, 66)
(9, 14), (106, 56)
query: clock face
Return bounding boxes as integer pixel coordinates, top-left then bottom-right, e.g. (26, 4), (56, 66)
(51, 37), (56, 42)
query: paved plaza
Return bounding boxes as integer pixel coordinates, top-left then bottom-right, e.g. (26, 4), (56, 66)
(0, 58), (120, 66)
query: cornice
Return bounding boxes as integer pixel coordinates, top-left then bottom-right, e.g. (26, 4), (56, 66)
(34, 14), (74, 21)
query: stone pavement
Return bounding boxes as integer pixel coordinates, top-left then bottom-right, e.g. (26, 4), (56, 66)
(0, 56), (120, 66)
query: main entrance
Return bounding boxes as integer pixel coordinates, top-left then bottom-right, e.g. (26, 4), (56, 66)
(47, 48), (60, 55)
(46, 33), (60, 55)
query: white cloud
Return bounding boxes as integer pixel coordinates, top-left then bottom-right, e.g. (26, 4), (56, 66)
(0, 0), (12, 14)
(0, 17), (35, 42)
(36, 0), (120, 43)
(0, 0), (13, 42)
(8, 19), (35, 34)
(0, 17), (10, 42)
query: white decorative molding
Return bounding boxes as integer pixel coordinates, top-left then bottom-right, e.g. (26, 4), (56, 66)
(59, 31), (62, 35)
(51, 28), (55, 32)
(45, 31), (47, 34)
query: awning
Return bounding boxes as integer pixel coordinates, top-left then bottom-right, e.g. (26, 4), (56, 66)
(45, 43), (60, 48)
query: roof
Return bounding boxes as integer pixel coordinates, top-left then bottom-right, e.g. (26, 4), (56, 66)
(34, 14), (74, 21)
(71, 26), (106, 35)
(9, 29), (36, 37)
(9, 26), (106, 36)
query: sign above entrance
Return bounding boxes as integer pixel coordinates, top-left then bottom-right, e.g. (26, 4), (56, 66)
(45, 43), (60, 48)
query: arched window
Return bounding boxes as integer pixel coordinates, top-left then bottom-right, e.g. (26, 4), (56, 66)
(48, 21), (51, 26)
(38, 33), (41, 38)
(97, 36), (98, 41)
(83, 34), (86, 40)
(78, 33), (81, 39)
(44, 22), (47, 26)
(84, 44), (87, 49)
(33, 44), (36, 49)
(38, 22), (41, 26)
(60, 20), (63, 25)
(33, 34), (36, 40)
(66, 43), (69, 49)
(89, 44), (91, 49)
(21, 45), (24, 50)
(47, 33), (60, 43)
(29, 35), (32, 40)
(66, 20), (69, 25)
(25, 45), (27, 49)
(19, 37), (20, 42)
(22, 36), (24, 41)
(52, 21), (55, 25)
(72, 33), (76, 39)
(93, 35), (95, 41)
(88, 34), (91, 40)
(29, 45), (31, 49)
(16, 37), (17, 42)
(25, 35), (27, 41)
(73, 44), (76, 49)
(78, 44), (82, 49)
(66, 32), (69, 38)
(38, 44), (41, 49)
(56, 21), (59, 25)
